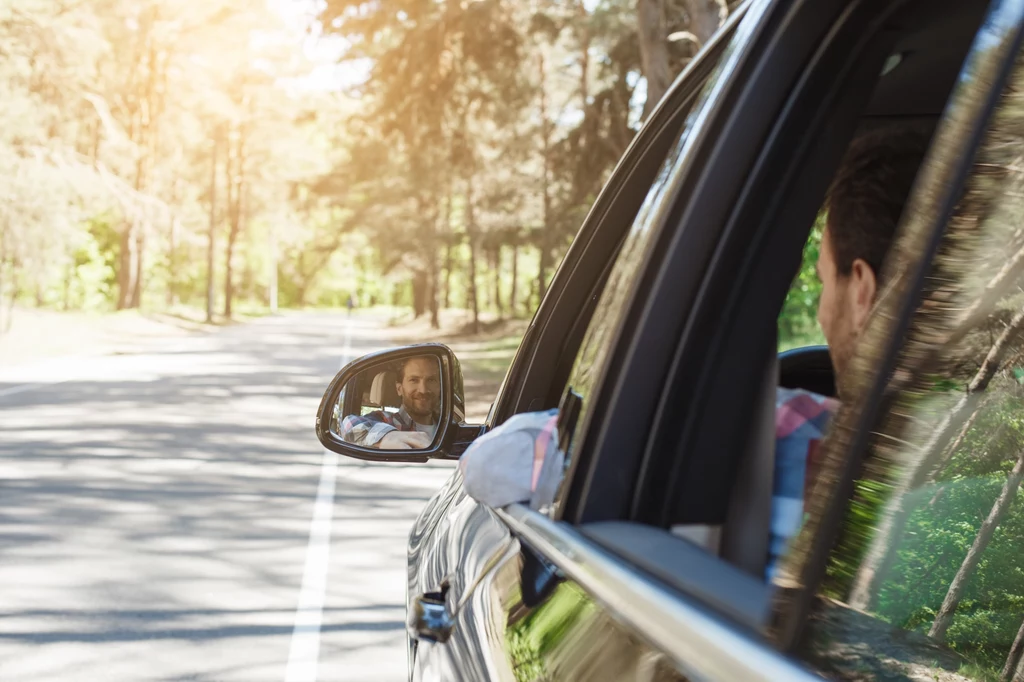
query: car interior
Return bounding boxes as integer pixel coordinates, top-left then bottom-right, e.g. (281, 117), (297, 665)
(354, 367), (402, 413)
(750, 0), (986, 575)
(744, 0), (987, 616)
(775, 0), (986, 400)
(573, 0), (993, 641)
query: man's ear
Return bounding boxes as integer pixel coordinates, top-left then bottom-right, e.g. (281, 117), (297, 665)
(849, 258), (878, 332)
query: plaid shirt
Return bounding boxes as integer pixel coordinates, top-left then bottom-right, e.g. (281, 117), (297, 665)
(460, 388), (837, 580)
(339, 405), (437, 447)
(769, 387), (838, 579)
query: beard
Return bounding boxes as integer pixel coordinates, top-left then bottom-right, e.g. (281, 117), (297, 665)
(828, 324), (859, 400)
(404, 393), (436, 422)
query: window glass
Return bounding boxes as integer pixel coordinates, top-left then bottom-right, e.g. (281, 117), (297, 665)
(779, 213), (826, 352)
(794, 48), (1024, 682)
(546, 7), (768, 516)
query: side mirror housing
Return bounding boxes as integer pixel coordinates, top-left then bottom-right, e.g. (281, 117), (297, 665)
(315, 343), (481, 463)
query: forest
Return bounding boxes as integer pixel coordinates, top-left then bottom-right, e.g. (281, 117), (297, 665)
(0, 0), (749, 333)
(24, 0), (1024, 680)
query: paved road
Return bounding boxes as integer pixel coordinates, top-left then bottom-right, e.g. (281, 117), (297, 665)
(0, 312), (455, 682)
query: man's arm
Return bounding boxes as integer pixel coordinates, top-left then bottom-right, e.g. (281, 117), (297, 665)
(339, 411), (398, 447)
(459, 409), (561, 510)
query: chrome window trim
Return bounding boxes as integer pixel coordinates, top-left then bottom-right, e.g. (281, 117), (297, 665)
(496, 504), (821, 682)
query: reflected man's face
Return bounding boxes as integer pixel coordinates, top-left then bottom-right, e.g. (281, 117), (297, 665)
(397, 357), (440, 423)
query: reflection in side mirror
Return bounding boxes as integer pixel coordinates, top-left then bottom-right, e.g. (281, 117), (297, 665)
(316, 343), (476, 463)
(332, 355), (442, 450)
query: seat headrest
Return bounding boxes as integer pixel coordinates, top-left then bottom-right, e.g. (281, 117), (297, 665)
(369, 369), (400, 407)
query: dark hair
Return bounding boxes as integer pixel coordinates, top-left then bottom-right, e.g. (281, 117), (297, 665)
(394, 355), (434, 382)
(826, 126), (931, 279)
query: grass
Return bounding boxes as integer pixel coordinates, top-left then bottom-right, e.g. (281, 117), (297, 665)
(959, 661), (1002, 682)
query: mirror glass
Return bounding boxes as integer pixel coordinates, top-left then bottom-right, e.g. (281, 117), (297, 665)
(329, 355), (443, 451)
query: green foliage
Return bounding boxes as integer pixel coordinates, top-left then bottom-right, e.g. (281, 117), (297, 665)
(506, 583), (594, 681)
(779, 213), (826, 351)
(825, 388), (1024, 675)
(822, 478), (891, 600)
(85, 213), (120, 304)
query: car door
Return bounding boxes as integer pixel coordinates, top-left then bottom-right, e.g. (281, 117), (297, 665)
(432, 0), (1006, 680)
(404, 9), (753, 681)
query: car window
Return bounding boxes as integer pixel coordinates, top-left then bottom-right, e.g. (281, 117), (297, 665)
(785, 34), (1024, 682)
(543, 7), (767, 519)
(779, 212), (826, 352)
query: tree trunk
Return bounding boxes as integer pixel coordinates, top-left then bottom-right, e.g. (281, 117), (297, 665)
(482, 247), (493, 311)
(206, 128), (219, 324)
(412, 271), (428, 317)
(2, 275), (13, 334)
(429, 269), (440, 329)
(850, 302), (1024, 610)
(680, 0), (728, 44)
(117, 222), (138, 310)
(0, 226), (7, 335)
(167, 214), (179, 307)
(538, 52), (553, 300)
(1001, 616), (1024, 682)
(225, 117), (249, 320)
(224, 178), (245, 319)
(0, 223), (13, 334)
(428, 241), (440, 329)
(637, 0), (671, 118)
(164, 164), (178, 310)
(510, 243), (519, 317)
(443, 242), (454, 310)
(428, 198), (441, 329)
(2, 279), (13, 333)
(63, 260), (73, 311)
(466, 184), (480, 335)
(491, 246), (504, 321)
(929, 448), (1024, 641)
(440, 189), (453, 313)
(131, 226), (145, 309)
(268, 222), (278, 314)
(122, 32), (161, 312)
(223, 129), (238, 319)
(577, 0), (590, 108)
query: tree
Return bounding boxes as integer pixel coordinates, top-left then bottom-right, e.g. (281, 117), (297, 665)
(929, 447), (1024, 641)
(849, 301), (1024, 610)
(1001, 616), (1024, 682)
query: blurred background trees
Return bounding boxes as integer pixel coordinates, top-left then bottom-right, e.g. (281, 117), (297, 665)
(0, 0), (744, 331)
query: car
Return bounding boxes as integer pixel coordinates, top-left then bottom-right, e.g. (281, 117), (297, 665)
(316, 0), (1024, 679)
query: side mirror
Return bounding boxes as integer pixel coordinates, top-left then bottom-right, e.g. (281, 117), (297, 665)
(315, 343), (482, 463)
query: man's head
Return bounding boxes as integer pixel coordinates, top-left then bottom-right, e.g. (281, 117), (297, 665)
(817, 127), (930, 384)
(396, 356), (440, 423)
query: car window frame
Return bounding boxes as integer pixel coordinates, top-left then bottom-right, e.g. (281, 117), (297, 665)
(486, 2), (751, 427)
(557, 0), (904, 529)
(773, 0), (1024, 650)
(540, 0), (782, 523)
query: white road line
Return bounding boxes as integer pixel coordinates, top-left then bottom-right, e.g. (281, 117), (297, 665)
(284, 320), (353, 682)
(0, 379), (68, 399)
(0, 383), (40, 398)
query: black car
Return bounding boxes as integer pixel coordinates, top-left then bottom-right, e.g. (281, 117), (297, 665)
(317, 0), (1024, 679)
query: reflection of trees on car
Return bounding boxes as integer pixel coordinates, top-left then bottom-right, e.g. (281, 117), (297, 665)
(783, 52), (1024, 682)
(849, 303), (1024, 613)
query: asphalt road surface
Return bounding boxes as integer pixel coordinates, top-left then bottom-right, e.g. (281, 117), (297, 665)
(0, 312), (455, 682)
